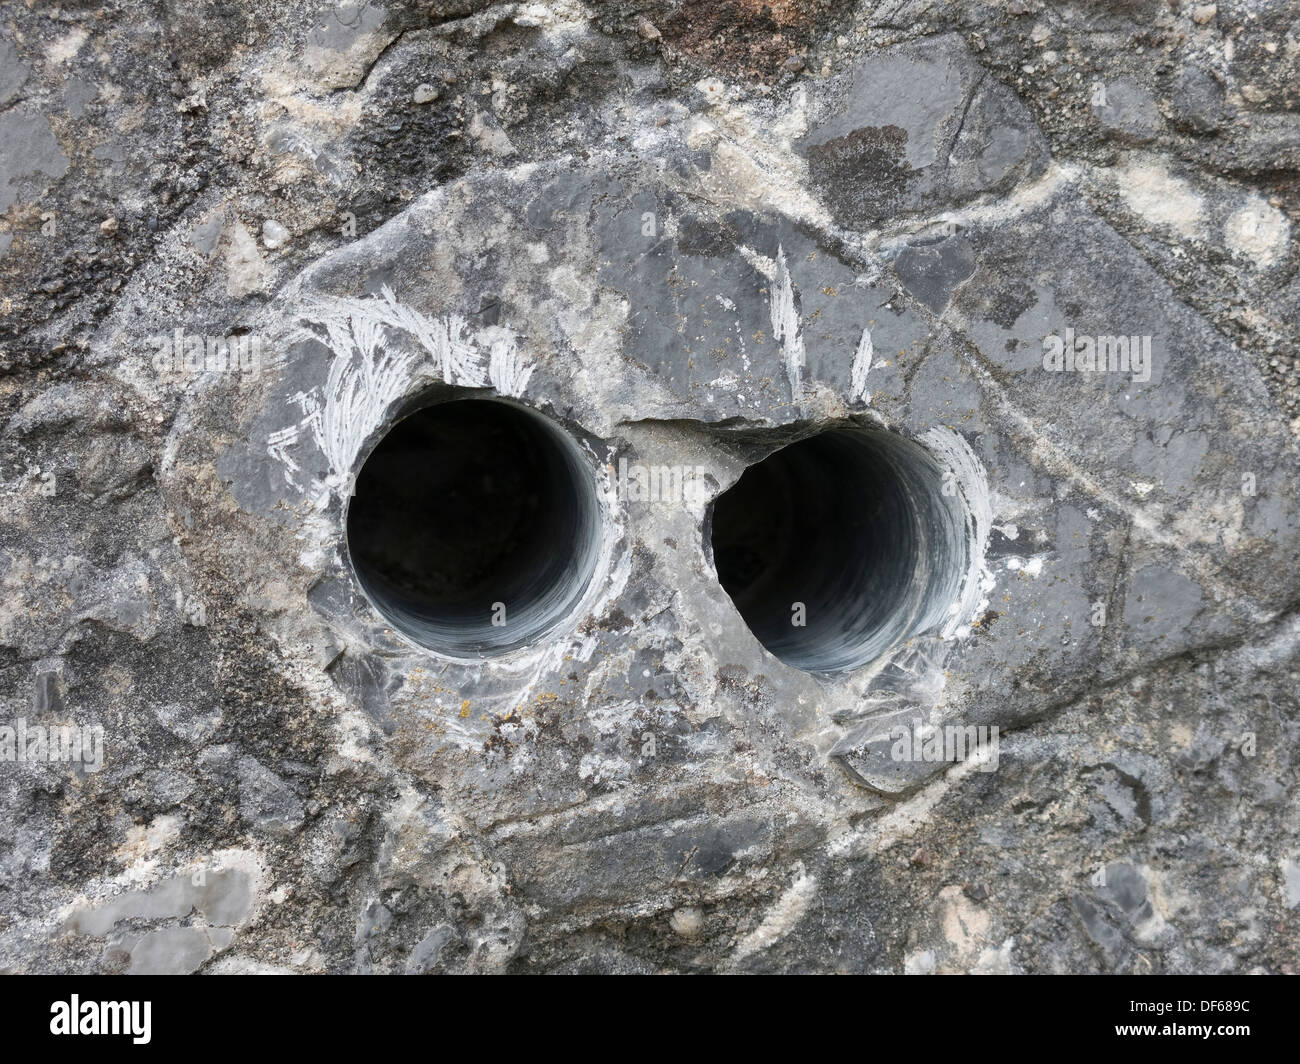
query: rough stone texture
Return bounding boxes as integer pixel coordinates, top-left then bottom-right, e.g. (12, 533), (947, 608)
(1, 0), (1298, 975)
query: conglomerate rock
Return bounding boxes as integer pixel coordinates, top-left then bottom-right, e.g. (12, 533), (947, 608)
(0, 0), (1297, 974)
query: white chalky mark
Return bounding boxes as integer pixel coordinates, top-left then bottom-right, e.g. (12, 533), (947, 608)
(850, 326), (874, 402)
(731, 864), (817, 964)
(769, 245), (804, 401)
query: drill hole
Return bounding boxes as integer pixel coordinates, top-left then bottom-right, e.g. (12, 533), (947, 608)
(708, 426), (968, 673)
(345, 398), (604, 656)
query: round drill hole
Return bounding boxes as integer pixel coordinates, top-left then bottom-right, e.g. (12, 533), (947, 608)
(345, 398), (604, 656)
(707, 427), (968, 673)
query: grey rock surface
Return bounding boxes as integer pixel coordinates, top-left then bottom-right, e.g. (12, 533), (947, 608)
(0, 0), (1297, 975)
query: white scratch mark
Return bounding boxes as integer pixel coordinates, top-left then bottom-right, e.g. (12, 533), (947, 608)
(269, 286), (532, 499)
(291, 301), (418, 490)
(486, 326), (535, 397)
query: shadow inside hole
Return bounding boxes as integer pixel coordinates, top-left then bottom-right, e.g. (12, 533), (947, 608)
(345, 398), (603, 656)
(708, 427), (968, 673)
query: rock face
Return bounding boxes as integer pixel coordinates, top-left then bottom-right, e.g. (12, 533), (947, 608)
(1, 2), (1298, 975)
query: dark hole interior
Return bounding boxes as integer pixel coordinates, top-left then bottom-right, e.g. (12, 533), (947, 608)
(708, 427), (967, 673)
(345, 398), (601, 656)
